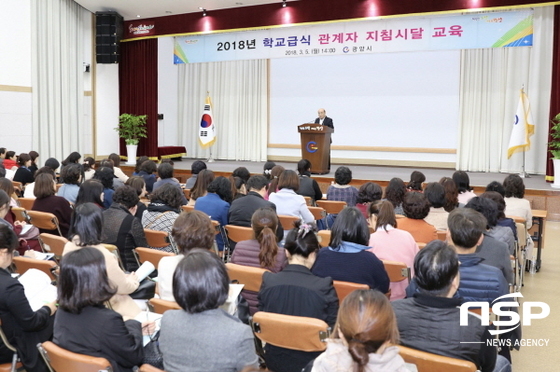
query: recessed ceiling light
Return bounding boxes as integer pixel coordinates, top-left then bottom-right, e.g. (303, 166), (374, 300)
(199, 7), (204, 10)
(136, 15), (141, 18)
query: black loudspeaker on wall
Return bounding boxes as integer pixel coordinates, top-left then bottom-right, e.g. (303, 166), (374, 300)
(96, 11), (124, 64)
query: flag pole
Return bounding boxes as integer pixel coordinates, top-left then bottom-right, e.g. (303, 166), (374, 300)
(207, 146), (215, 162)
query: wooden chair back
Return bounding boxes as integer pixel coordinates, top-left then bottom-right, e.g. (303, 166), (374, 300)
(12, 256), (57, 281)
(251, 311), (330, 352)
(277, 215), (300, 231)
(516, 222), (527, 249)
(26, 210), (62, 236)
(382, 260), (411, 283)
(317, 230), (331, 248)
(507, 215), (526, 225)
(39, 233), (69, 258)
(417, 242), (427, 249)
(225, 263), (269, 292)
(38, 341), (113, 372)
(308, 206), (326, 221)
(316, 200), (346, 215)
(139, 364), (166, 372)
(183, 189), (191, 200)
(397, 345), (478, 372)
(181, 205), (195, 213)
(437, 230), (447, 241)
(224, 225), (254, 243)
(332, 280), (369, 303)
(10, 207), (28, 223)
(17, 198), (35, 211)
(148, 298), (181, 314)
(303, 196), (313, 206)
(134, 247), (174, 268)
(144, 229), (170, 248)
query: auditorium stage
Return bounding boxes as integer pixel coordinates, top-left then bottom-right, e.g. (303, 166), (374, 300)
(165, 159), (554, 192)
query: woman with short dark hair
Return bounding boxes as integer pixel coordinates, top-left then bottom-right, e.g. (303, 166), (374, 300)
(57, 163), (83, 204)
(28, 151), (39, 175)
(355, 182), (383, 219)
(63, 203), (140, 317)
(423, 182), (449, 230)
(141, 183), (183, 253)
(75, 179), (104, 208)
(453, 171), (476, 205)
(397, 192), (438, 243)
(259, 222), (338, 372)
(327, 166), (358, 207)
(384, 177), (406, 215)
(109, 153), (129, 183)
(187, 169), (215, 207)
(138, 160), (157, 192)
(368, 201), (419, 300)
(503, 174), (534, 259)
(195, 176), (232, 253)
(406, 170), (426, 192)
(13, 153), (34, 186)
(31, 173), (73, 237)
(296, 159), (323, 202)
(0, 224), (56, 372)
(82, 157), (96, 181)
(439, 176), (460, 212)
(269, 170), (315, 224)
(159, 249), (258, 372)
(158, 210), (216, 301)
(312, 207), (390, 291)
(93, 167), (115, 209)
(54, 248), (146, 372)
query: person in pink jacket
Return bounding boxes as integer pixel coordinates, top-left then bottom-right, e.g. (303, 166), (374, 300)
(367, 200), (419, 300)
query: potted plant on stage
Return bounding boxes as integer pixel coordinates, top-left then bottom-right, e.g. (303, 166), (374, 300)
(549, 113), (560, 188)
(115, 113), (147, 165)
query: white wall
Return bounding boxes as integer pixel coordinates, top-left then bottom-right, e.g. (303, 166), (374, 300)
(158, 37), (179, 147)
(0, 0), (33, 153)
(95, 64), (120, 157)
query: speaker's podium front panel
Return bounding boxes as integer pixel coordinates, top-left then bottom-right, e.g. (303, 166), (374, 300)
(298, 124), (333, 175)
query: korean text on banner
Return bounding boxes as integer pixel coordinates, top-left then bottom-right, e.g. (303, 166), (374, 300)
(507, 89), (535, 159)
(199, 96), (216, 149)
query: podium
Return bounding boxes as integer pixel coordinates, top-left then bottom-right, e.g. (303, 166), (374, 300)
(298, 124), (333, 175)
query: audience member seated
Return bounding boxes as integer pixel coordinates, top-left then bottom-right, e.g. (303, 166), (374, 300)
(195, 176), (232, 253)
(265, 165), (285, 200)
(263, 161), (276, 181)
(184, 160), (206, 189)
(152, 163), (187, 205)
(306, 290), (410, 372)
(383, 177), (406, 215)
(439, 176), (460, 212)
(466, 197), (515, 255)
(258, 222), (338, 372)
(368, 201), (418, 300)
(160, 249), (258, 372)
(158, 211), (215, 301)
(187, 169), (215, 207)
(138, 160), (158, 193)
(296, 159), (323, 202)
(0, 178), (18, 207)
(326, 166), (358, 207)
(3, 151), (17, 170)
(32, 173), (73, 236)
(28, 151), (39, 175)
(59, 151), (81, 182)
(99, 159), (124, 189)
(125, 176), (148, 219)
(233, 166), (251, 183)
(503, 174), (533, 258)
(54, 248), (149, 372)
(397, 192), (438, 243)
(228, 175), (284, 244)
(486, 180), (506, 196)
(102, 186), (147, 272)
(231, 208), (287, 313)
(312, 207), (390, 292)
(0, 225), (56, 372)
(423, 182), (449, 230)
(406, 170), (425, 192)
(393, 240), (511, 372)
(108, 153), (129, 183)
(408, 209), (508, 303)
(13, 153), (34, 186)
(82, 156), (96, 181)
(453, 171), (477, 205)
(57, 163), (82, 204)
(0, 148), (6, 167)
(355, 182), (383, 219)
(480, 191), (517, 240)
(63, 203), (140, 317)
(0, 189), (41, 254)
(132, 156), (149, 176)
(23, 166), (56, 199)
(141, 184), (182, 253)
(75, 179), (105, 209)
(93, 167), (115, 209)
(230, 176), (247, 201)
(269, 170), (315, 225)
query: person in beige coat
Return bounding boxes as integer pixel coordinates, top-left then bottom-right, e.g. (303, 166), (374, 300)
(62, 202), (141, 318)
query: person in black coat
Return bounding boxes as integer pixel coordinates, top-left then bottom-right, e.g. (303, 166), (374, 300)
(13, 153), (35, 186)
(0, 225), (56, 372)
(258, 221), (338, 372)
(228, 175), (284, 243)
(54, 247), (151, 372)
(314, 108), (334, 129)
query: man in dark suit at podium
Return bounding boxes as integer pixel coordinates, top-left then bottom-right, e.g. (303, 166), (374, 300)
(314, 108), (333, 171)
(314, 108), (334, 129)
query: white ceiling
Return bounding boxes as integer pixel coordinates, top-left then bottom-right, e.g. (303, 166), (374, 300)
(74, 0), (287, 21)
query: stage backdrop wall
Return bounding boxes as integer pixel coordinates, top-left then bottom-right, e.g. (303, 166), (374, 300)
(268, 50), (460, 167)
